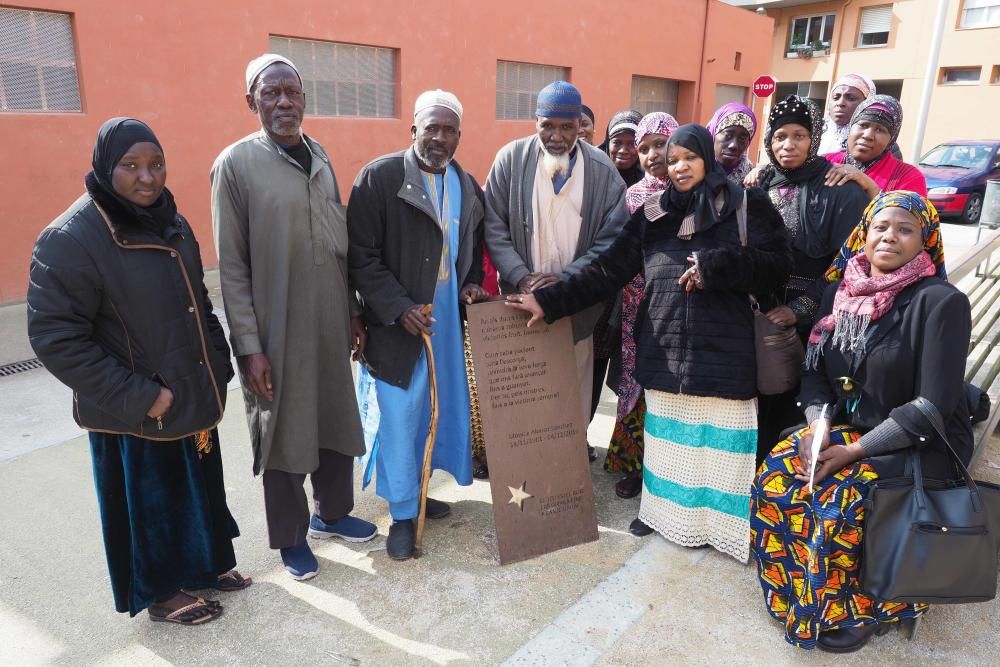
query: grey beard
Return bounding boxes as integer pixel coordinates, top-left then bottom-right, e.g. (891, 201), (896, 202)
(269, 117), (302, 141)
(415, 142), (452, 170)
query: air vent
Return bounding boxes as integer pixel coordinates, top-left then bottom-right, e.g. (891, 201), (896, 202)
(0, 358), (44, 377)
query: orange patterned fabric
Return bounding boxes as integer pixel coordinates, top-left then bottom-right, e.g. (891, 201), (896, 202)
(750, 425), (926, 649)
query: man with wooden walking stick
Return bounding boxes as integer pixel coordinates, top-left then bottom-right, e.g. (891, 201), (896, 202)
(348, 90), (490, 560)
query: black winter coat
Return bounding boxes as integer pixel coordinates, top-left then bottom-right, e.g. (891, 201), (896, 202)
(800, 277), (973, 479)
(536, 187), (791, 400)
(347, 148), (484, 388)
(27, 187), (233, 440)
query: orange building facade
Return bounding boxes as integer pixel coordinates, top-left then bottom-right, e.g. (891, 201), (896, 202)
(0, 0), (773, 303)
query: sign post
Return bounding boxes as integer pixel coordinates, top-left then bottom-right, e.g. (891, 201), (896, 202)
(466, 300), (599, 565)
(752, 75), (776, 98)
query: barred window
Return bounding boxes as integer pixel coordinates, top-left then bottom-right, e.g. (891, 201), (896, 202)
(496, 60), (569, 120)
(0, 8), (81, 113)
(268, 36), (396, 118)
(630, 75), (679, 116)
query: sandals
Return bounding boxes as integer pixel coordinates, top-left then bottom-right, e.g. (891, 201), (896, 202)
(148, 596), (223, 626)
(214, 569), (253, 592)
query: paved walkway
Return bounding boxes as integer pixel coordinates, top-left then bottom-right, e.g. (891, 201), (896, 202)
(2, 223), (999, 665)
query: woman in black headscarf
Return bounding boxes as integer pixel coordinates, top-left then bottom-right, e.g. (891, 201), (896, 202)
(508, 125), (790, 560)
(599, 109), (645, 186)
(753, 96), (872, 463)
(27, 118), (249, 625)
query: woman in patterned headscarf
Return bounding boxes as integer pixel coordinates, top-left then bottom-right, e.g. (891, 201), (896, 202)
(750, 190), (968, 653)
(818, 73), (875, 155)
(755, 95), (871, 463)
(823, 95), (927, 198)
(608, 112), (680, 502)
(826, 189), (945, 283)
(707, 103), (758, 185)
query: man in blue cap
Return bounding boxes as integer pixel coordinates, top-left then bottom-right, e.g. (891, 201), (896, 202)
(484, 81), (628, 461)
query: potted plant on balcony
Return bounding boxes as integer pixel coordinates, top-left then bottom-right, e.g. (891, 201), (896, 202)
(796, 44), (814, 59)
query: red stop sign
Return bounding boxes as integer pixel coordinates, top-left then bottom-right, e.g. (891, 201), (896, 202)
(753, 75), (776, 98)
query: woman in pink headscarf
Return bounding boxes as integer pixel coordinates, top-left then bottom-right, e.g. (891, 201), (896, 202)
(708, 103), (759, 185)
(819, 73), (875, 155)
(609, 112), (679, 507)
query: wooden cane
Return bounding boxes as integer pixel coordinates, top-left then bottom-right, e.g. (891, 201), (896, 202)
(414, 304), (439, 555)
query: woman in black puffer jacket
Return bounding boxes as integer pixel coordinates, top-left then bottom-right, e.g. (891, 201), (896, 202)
(508, 124), (790, 562)
(27, 118), (248, 625)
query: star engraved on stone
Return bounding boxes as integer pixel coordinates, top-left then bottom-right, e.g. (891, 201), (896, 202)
(507, 481), (533, 511)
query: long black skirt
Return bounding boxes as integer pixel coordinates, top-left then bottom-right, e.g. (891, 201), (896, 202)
(89, 429), (239, 616)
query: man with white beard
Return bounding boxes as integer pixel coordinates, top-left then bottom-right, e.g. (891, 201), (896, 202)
(347, 90), (489, 561)
(484, 81), (628, 459)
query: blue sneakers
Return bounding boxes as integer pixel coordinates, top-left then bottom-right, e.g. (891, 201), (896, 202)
(307, 514), (378, 542)
(280, 542), (319, 580)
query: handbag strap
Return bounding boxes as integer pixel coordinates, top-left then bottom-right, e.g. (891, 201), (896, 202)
(908, 396), (984, 512)
(736, 192), (748, 247)
(734, 192), (758, 309)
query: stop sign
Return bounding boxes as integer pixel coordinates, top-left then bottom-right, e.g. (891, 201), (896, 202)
(753, 75), (776, 98)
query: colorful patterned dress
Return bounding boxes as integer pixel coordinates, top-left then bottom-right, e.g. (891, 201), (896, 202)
(751, 425), (926, 649)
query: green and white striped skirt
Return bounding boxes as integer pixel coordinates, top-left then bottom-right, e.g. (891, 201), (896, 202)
(639, 389), (757, 562)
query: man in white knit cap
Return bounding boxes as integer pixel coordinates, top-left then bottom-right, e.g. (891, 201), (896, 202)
(212, 54), (377, 581)
(347, 90), (489, 560)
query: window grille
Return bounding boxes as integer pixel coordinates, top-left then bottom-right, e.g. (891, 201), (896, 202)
(495, 60), (569, 120)
(268, 36), (396, 118)
(630, 76), (679, 116)
(0, 8), (80, 112)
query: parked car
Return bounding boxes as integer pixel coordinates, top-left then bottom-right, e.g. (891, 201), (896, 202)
(918, 140), (1000, 224)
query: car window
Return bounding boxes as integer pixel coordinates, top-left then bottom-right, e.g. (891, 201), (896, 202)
(919, 144), (994, 170)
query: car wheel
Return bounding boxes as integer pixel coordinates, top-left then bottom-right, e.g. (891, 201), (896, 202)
(961, 192), (983, 224)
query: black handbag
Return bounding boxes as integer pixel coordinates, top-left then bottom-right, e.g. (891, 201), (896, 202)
(736, 194), (804, 395)
(861, 398), (1000, 603)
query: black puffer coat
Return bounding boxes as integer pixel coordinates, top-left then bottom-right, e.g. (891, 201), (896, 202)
(27, 184), (233, 440)
(536, 187), (790, 400)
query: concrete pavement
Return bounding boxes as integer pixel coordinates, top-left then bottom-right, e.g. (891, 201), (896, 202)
(2, 223), (1000, 665)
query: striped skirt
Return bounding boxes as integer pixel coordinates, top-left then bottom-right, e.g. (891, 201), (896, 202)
(639, 389), (757, 562)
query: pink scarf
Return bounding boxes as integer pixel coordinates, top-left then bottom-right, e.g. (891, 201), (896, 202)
(806, 251), (936, 368)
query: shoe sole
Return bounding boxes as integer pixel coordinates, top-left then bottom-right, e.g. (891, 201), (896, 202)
(387, 551), (414, 561)
(307, 528), (378, 543)
(286, 568), (319, 581)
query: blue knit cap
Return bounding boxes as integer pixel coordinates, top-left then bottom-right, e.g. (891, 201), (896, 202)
(535, 81), (582, 119)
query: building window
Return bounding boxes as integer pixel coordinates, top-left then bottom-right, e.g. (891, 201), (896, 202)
(495, 60), (569, 120)
(630, 75), (679, 115)
(961, 0), (1000, 29)
(0, 8), (80, 112)
(940, 66), (982, 85)
(714, 84), (749, 109)
(787, 13), (835, 57)
(857, 5), (892, 47)
(992, 65), (1000, 84)
(268, 36), (396, 118)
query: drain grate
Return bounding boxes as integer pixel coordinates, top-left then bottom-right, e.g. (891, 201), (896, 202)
(0, 358), (44, 378)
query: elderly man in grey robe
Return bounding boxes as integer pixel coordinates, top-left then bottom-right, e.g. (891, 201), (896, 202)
(484, 80), (629, 461)
(211, 54), (376, 580)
